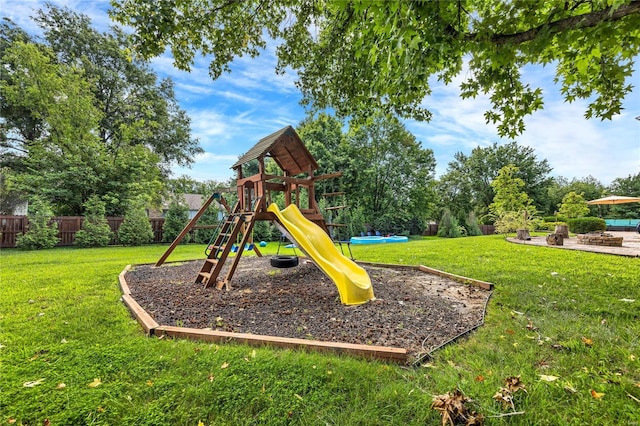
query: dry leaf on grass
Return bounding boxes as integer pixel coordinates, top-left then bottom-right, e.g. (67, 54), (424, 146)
(582, 337), (593, 346)
(220, 362), (229, 369)
(590, 389), (605, 399)
(431, 389), (483, 426)
(88, 378), (102, 388)
(539, 375), (559, 382)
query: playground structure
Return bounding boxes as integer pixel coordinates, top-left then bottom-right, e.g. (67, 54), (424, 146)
(156, 126), (375, 305)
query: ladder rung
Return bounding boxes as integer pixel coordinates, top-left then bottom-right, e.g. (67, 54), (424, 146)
(323, 192), (345, 197)
(327, 223), (347, 227)
(198, 272), (211, 279)
(205, 258), (218, 264)
(325, 205), (346, 210)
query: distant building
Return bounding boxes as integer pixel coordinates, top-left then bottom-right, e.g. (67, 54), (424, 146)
(149, 194), (225, 220)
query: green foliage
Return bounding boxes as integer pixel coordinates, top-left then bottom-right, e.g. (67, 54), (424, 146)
(252, 220), (277, 242)
(543, 215), (568, 223)
(607, 172), (640, 219)
(464, 211), (483, 236)
(490, 165), (537, 234)
(547, 175), (605, 217)
(74, 196), (113, 247)
(118, 197), (154, 246)
(438, 142), (552, 220)
(559, 191), (590, 219)
(15, 196), (60, 250)
(437, 208), (461, 238)
(162, 197), (189, 243)
(112, 0), (640, 138)
(0, 9), (200, 216)
(568, 217), (607, 234)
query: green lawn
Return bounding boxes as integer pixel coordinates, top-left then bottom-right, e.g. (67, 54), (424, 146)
(1, 236), (638, 425)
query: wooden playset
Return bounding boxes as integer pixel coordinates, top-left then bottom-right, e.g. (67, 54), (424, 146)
(156, 126), (352, 292)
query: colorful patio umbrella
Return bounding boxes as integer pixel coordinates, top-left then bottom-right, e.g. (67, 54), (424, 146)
(587, 195), (640, 205)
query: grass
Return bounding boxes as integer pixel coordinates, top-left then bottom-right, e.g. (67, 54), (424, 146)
(1, 236), (638, 425)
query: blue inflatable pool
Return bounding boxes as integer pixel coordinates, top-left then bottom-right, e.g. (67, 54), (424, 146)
(350, 236), (409, 244)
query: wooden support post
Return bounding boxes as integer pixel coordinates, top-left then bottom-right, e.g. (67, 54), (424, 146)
(155, 193), (220, 267)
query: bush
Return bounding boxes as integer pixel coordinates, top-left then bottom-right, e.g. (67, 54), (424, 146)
(118, 197), (154, 246)
(543, 215), (568, 223)
(568, 217), (606, 234)
(163, 198), (190, 243)
(74, 196), (113, 247)
(464, 211), (482, 236)
(16, 196), (59, 250)
(437, 209), (461, 238)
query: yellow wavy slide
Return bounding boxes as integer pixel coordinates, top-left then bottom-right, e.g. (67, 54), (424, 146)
(267, 203), (375, 305)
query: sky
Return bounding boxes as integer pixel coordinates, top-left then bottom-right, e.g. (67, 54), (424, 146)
(2, 0), (639, 187)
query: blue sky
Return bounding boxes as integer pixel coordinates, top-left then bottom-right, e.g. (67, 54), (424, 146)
(2, 0), (639, 186)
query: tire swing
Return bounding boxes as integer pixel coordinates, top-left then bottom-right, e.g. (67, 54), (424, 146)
(271, 234), (299, 268)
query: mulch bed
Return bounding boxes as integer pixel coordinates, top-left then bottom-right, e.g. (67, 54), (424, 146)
(125, 256), (492, 360)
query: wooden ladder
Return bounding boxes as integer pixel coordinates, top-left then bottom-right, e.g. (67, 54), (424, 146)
(196, 198), (262, 289)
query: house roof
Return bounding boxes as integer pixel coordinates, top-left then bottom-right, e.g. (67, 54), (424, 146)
(232, 126), (318, 175)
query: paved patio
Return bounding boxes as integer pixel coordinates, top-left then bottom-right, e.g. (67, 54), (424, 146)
(507, 231), (640, 257)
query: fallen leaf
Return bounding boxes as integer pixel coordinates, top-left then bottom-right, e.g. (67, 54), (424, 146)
(88, 378), (102, 388)
(582, 337), (593, 346)
(146, 380), (153, 387)
(61, 338), (68, 344)
(198, 421), (205, 426)
(630, 355), (636, 361)
(475, 375), (485, 382)
(207, 374), (214, 382)
(56, 383), (66, 389)
(590, 389), (605, 399)
(505, 329), (515, 335)
(220, 362), (229, 369)
(8, 418), (16, 424)
(539, 375), (559, 382)
(23, 378), (45, 387)
(526, 320), (538, 331)
(563, 382), (577, 393)
(43, 419), (50, 426)
(505, 376), (527, 394)
(619, 298), (635, 302)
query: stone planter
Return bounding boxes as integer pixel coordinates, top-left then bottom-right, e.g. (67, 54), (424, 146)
(577, 232), (623, 247)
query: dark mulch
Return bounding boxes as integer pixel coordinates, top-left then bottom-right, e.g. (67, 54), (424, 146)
(125, 256), (491, 360)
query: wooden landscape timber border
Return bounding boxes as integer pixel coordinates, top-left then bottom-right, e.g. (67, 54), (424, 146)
(118, 260), (494, 363)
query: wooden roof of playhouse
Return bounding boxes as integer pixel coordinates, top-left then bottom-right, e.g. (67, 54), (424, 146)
(232, 126), (318, 176)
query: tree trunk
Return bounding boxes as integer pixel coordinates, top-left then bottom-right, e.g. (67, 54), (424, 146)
(516, 229), (531, 240)
(554, 224), (569, 238)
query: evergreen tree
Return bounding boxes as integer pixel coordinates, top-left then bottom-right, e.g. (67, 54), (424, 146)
(118, 196), (153, 246)
(74, 196), (113, 247)
(162, 197), (189, 243)
(16, 196), (59, 250)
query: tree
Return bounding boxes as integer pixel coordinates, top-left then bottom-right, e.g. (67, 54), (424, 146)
(118, 196), (154, 246)
(74, 196), (113, 247)
(558, 191), (590, 219)
(111, 0), (640, 138)
(490, 164), (537, 235)
(438, 142), (552, 221)
(547, 175), (605, 217)
(344, 114), (436, 235)
(437, 208), (462, 238)
(15, 196), (59, 250)
(162, 196), (190, 243)
(1, 10), (201, 216)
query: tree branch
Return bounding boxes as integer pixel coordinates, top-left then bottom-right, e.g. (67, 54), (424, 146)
(467, 0), (640, 46)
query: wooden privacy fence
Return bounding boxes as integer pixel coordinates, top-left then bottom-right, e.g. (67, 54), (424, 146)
(0, 216), (166, 248)
(1, 215), (496, 248)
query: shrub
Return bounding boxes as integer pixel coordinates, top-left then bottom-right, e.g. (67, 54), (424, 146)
(437, 209), (461, 238)
(163, 198), (190, 243)
(16, 196), (60, 250)
(74, 196), (113, 247)
(568, 217), (606, 234)
(543, 215), (568, 223)
(464, 211), (483, 236)
(118, 197), (154, 246)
